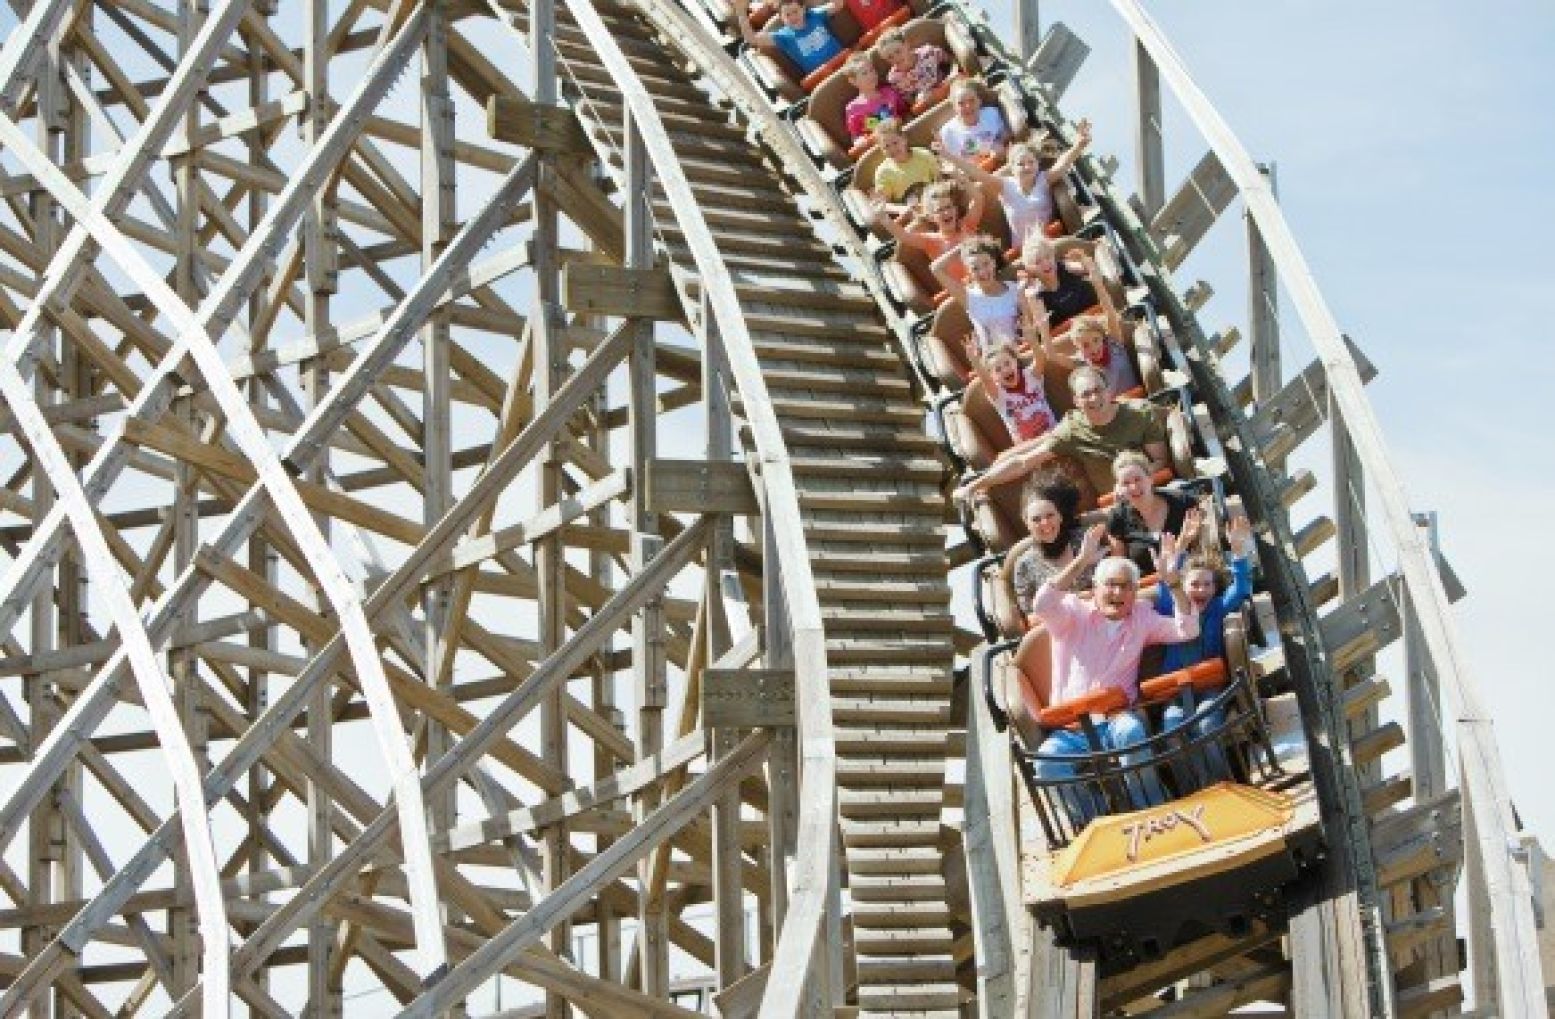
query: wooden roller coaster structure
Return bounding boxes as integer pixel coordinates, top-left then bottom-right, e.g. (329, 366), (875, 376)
(0, 0), (1539, 1013)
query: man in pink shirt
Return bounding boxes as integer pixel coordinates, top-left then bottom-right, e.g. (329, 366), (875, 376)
(1030, 523), (1198, 828)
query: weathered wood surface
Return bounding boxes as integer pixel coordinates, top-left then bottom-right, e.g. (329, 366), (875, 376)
(0, 0), (1517, 1013)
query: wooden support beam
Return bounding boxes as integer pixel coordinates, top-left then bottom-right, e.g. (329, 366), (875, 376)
(1320, 572), (1403, 674)
(440, 731), (708, 851)
(1384, 906), (1452, 964)
(1247, 161), (1281, 408)
(1133, 38), (1164, 221)
(401, 729), (773, 1016)
(432, 467), (631, 576)
(645, 459), (760, 515)
(487, 94), (591, 154)
(713, 960), (770, 1019)
(702, 668), (795, 728)
(1292, 514), (1336, 559)
(1376, 809), (1464, 889)
(1099, 924), (1280, 1010)
(1363, 773), (1413, 816)
(1249, 336), (1377, 462)
(1028, 928), (1096, 1018)
(561, 262), (681, 320)
(1395, 976), (1464, 1018)
(1350, 721), (1405, 769)
(1145, 964), (1290, 1017)
(1028, 22), (1088, 99)
(1341, 674), (1391, 720)
(1181, 279), (1214, 312)
(1153, 149), (1236, 270)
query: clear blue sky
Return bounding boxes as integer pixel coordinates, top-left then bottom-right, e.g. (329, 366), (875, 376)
(987, 1), (1555, 835)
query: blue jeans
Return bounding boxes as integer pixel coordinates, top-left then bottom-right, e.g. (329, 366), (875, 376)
(1162, 700), (1230, 789)
(1033, 709), (1166, 829)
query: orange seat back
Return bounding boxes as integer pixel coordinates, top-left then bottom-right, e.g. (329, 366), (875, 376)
(801, 49), (852, 92)
(910, 79), (951, 117)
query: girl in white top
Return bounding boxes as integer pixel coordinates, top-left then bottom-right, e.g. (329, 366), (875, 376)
(932, 235), (1019, 355)
(936, 80), (1009, 162)
(939, 119), (1093, 244)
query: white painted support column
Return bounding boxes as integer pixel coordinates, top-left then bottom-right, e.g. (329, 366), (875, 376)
(762, 507), (797, 939)
(24, 18), (66, 1019)
(1133, 39), (1164, 223)
(1405, 512), (1461, 991)
(1014, 0), (1039, 64)
(1247, 163), (1281, 407)
(170, 0), (209, 1002)
(244, 0), (277, 1000)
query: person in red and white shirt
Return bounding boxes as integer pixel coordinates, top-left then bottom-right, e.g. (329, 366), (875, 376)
(964, 337), (1057, 445)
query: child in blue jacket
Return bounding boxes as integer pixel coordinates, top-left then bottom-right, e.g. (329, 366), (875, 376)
(1154, 515), (1255, 784)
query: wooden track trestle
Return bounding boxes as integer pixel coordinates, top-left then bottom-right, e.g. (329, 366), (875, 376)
(559, 4), (965, 1013)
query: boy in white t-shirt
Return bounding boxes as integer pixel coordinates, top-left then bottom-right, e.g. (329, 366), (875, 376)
(936, 81), (1008, 162)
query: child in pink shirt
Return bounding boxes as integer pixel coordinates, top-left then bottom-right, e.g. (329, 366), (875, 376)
(842, 54), (907, 142)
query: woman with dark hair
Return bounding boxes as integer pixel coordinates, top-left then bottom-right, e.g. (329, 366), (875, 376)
(1011, 471), (1091, 623)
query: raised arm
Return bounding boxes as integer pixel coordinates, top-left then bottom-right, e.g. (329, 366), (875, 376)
(1151, 530), (1195, 622)
(870, 196), (919, 248)
(1022, 286), (1072, 370)
(1051, 522), (1108, 593)
(932, 141), (1000, 189)
(1045, 117), (1093, 181)
(962, 333), (995, 392)
(1217, 515), (1256, 613)
(961, 175), (986, 230)
(1017, 289), (1049, 376)
(1080, 247), (1124, 339)
(733, 2), (770, 52)
(931, 246), (970, 305)
(953, 436), (1056, 501)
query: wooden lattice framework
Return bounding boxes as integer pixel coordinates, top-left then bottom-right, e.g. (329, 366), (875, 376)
(0, 0), (843, 1011)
